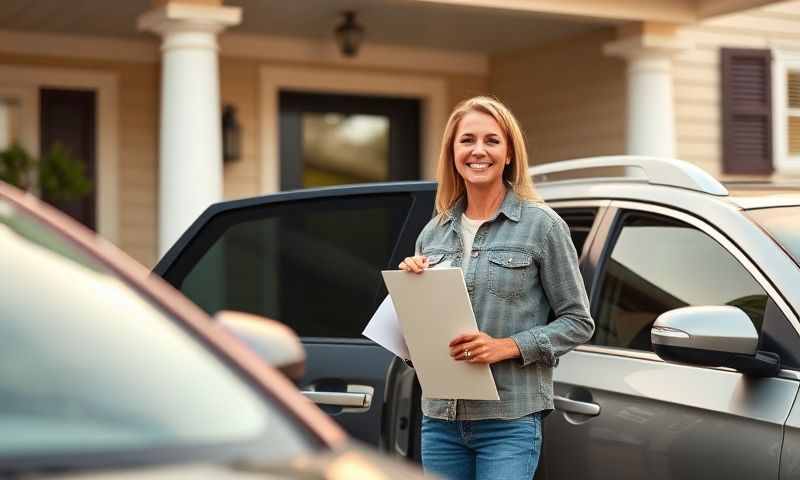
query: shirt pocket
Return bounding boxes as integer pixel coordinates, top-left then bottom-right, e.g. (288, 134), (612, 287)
(487, 250), (533, 300)
(425, 252), (447, 268)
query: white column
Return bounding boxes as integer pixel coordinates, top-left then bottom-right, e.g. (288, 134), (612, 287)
(605, 34), (690, 158)
(139, 3), (241, 255)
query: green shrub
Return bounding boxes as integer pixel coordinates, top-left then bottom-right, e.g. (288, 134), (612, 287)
(0, 142), (92, 201)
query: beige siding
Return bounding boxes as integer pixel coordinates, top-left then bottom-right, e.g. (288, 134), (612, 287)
(489, 29), (627, 166)
(219, 58), (488, 201)
(447, 74), (490, 110)
(220, 58), (261, 201)
(0, 51), (486, 266)
(0, 53), (159, 266)
(676, 1), (800, 179)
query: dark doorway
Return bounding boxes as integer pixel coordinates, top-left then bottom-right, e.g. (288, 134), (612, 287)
(40, 88), (97, 230)
(279, 91), (421, 190)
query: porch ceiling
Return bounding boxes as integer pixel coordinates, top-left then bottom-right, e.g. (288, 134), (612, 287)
(0, 0), (789, 53)
(0, 0), (609, 53)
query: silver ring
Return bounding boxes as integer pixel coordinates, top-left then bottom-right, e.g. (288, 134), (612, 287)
(465, 350), (471, 359)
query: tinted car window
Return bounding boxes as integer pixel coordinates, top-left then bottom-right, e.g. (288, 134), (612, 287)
(0, 199), (310, 459)
(180, 194), (412, 338)
(553, 207), (597, 255)
(593, 212), (768, 351)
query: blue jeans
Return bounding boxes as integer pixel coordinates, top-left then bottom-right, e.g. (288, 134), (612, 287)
(421, 413), (542, 480)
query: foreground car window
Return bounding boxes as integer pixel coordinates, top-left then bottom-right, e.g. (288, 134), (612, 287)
(594, 212), (768, 351)
(747, 206), (800, 266)
(0, 199), (309, 460)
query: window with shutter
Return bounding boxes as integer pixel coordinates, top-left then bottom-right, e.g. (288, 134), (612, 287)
(788, 71), (800, 161)
(721, 48), (773, 175)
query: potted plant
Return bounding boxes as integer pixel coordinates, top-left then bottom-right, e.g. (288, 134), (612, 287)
(0, 142), (92, 201)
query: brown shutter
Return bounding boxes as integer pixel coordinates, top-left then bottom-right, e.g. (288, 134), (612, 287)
(721, 48), (773, 175)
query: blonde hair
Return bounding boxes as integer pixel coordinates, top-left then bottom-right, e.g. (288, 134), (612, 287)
(434, 96), (541, 216)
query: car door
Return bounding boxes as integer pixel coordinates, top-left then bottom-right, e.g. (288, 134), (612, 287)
(153, 182), (436, 446)
(379, 201), (609, 465)
(542, 201), (800, 480)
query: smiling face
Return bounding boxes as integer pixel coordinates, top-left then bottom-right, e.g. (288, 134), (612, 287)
(452, 110), (509, 191)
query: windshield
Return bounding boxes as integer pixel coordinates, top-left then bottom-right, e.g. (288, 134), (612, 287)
(747, 206), (800, 266)
(0, 198), (312, 463)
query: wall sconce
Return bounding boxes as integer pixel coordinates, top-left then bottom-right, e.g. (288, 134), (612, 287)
(222, 104), (241, 162)
(335, 11), (364, 58)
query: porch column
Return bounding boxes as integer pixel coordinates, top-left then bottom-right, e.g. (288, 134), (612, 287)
(138, 2), (241, 255)
(604, 25), (691, 158)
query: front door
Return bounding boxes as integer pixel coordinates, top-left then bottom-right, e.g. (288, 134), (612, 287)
(153, 183), (436, 445)
(279, 91), (420, 190)
(543, 204), (799, 479)
(40, 88), (96, 230)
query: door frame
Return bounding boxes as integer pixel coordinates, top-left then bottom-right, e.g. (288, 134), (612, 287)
(259, 65), (447, 194)
(0, 65), (119, 242)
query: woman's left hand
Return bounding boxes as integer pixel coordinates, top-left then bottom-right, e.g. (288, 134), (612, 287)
(449, 332), (520, 364)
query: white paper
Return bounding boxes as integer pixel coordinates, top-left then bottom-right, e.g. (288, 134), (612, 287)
(381, 268), (500, 401)
(363, 295), (410, 360)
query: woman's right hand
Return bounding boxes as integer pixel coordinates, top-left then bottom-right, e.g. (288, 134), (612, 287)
(399, 255), (429, 274)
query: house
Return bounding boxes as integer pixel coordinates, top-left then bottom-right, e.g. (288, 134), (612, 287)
(0, 0), (797, 267)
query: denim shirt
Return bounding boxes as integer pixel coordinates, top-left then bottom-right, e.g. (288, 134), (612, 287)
(415, 190), (594, 420)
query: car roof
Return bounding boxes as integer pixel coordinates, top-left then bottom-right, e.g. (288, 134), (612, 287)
(724, 183), (800, 210)
(530, 156), (800, 210)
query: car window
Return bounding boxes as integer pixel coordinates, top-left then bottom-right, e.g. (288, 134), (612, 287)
(0, 199), (312, 460)
(553, 207), (598, 256)
(179, 194), (412, 338)
(593, 211), (768, 351)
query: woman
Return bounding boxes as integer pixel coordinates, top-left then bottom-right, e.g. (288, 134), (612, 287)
(399, 96), (594, 479)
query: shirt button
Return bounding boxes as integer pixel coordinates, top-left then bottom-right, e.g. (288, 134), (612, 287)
(471, 250), (479, 258)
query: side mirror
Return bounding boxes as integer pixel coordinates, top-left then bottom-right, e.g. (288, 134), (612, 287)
(215, 311), (306, 381)
(651, 306), (780, 377)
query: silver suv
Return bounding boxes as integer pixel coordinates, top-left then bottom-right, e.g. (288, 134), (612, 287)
(529, 156), (800, 480)
(156, 156), (800, 480)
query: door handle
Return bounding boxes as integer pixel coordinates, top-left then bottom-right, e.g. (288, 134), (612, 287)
(302, 391), (370, 408)
(554, 395), (600, 416)
(301, 384), (374, 413)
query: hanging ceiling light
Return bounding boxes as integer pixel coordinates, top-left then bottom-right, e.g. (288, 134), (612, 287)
(335, 11), (365, 58)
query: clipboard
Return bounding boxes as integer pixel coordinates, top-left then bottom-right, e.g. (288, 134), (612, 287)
(381, 268), (500, 400)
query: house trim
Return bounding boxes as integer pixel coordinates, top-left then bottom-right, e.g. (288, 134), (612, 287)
(0, 65), (119, 242)
(772, 48), (800, 175)
(0, 29), (488, 75)
(0, 84), (39, 157)
(223, 33), (488, 75)
(259, 65), (448, 193)
(0, 30), (159, 63)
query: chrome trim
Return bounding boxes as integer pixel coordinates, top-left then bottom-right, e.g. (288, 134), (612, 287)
(575, 346), (800, 380)
(546, 200), (612, 208)
(302, 391), (369, 408)
(554, 395), (601, 416)
(576, 344), (663, 362)
(651, 326), (691, 339)
(779, 370), (800, 381)
(610, 200), (800, 336)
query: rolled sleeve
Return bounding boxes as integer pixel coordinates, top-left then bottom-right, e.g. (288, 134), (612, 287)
(511, 328), (556, 367)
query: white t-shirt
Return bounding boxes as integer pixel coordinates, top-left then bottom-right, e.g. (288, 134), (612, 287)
(460, 213), (485, 271)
